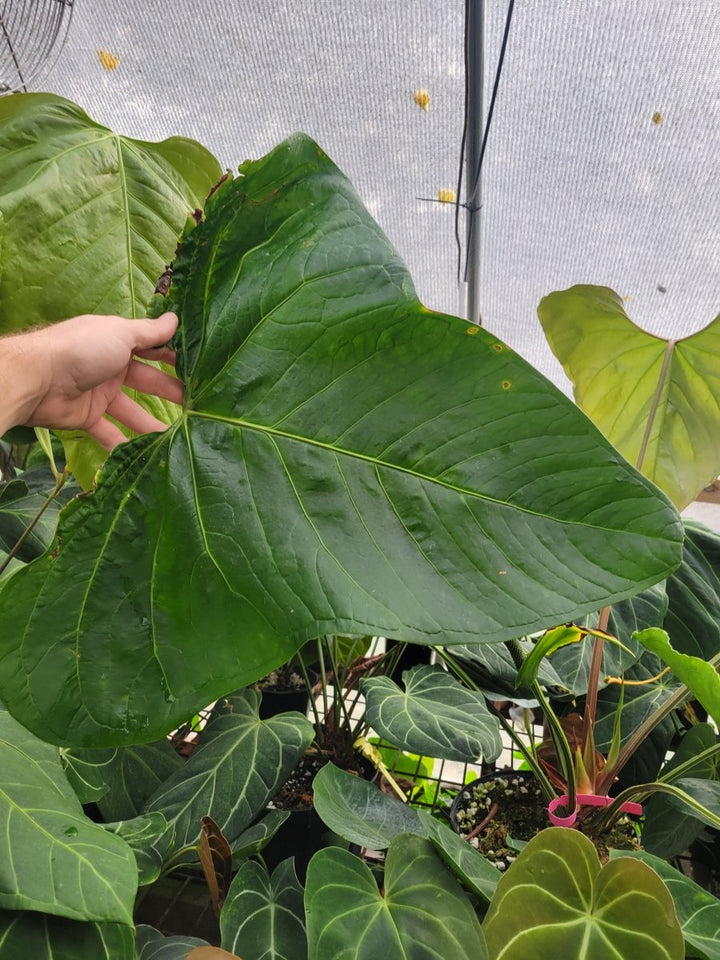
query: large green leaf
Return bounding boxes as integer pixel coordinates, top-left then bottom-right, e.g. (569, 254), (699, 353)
(609, 850), (720, 960)
(483, 827), (684, 959)
(642, 724), (719, 859)
(0, 134), (682, 747)
(664, 520), (720, 659)
(538, 284), (720, 510)
(0, 92), (221, 485)
(0, 709), (137, 923)
(94, 740), (184, 821)
(0, 910), (134, 960)
(312, 764), (500, 902)
(144, 690), (313, 851)
(305, 834), (488, 960)
(102, 812), (174, 886)
(220, 859), (306, 960)
(361, 664), (502, 762)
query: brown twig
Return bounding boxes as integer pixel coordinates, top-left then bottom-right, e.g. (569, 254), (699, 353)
(465, 802), (499, 842)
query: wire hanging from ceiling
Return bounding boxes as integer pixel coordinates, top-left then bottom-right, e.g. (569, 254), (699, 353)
(0, 0), (73, 95)
(455, 0), (516, 285)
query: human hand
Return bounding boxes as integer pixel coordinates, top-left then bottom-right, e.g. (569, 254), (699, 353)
(0, 312), (184, 450)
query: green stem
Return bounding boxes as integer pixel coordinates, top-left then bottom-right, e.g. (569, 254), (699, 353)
(658, 742), (720, 783)
(0, 467), (68, 577)
(592, 781), (720, 835)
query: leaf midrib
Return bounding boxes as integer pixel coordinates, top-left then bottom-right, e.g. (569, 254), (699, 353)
(186, 411), (658, 534)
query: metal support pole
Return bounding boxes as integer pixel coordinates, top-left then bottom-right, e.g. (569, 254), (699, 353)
(464, 0), (485, 325)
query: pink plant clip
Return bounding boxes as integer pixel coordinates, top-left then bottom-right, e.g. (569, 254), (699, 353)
(548, 793), (644, 827)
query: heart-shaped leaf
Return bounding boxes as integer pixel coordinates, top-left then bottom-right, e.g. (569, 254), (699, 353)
(483, 827), (684, 959)
(312, 764), (500, 902)
(92, 740), (184, 821)
(361, 664), (502, 762)
(305, 834), (488, 959)
(144, 690), (313, 852)
(0, 910), (134, 959)
(220, 859), (306, 960)
(102, 812), (174, 886)
(538, 284), (720, 509)
(0, 135), (681, 747)
(0, 709), (137, 924)
(609, 850), (720, 960)
(135, 925), (209, 959)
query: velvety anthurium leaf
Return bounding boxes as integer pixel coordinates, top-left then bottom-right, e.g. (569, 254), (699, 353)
(538, 284), (720, 510)
(60, 747), (115, 804)
(361, 664), (502, 762)
(609, 850), (720, 960)
(0, 910), (134, 959)
(312, 764), (500, 902)
(483, 827), (684, 960)
(92, 740), (184, 821)
(220, 859), (306, 960)
(135, 925), (209, 959)
(635, 628), (720, 723)
(0, 93), (221, 485)
(144, 690), (313, 853)
(102, 812), (174, 886)
(0, 709), (137, 924)
(0, 134), (681, 747)
(305, 835), (488, 960)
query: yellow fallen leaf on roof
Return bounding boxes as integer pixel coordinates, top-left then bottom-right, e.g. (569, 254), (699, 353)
(414, 89), (430, 111)
(652, 111), (663, 125)
(98, 50), (119, 71)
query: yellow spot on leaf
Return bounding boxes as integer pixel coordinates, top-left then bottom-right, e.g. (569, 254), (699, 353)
(437, 188), (456, 203)
(466, 325), (480, 336)
(98, 50), (120, 71)
(652, 111), (663, 125)
(502, 381), (511, 390)
(492, 343), (503, 352)
(414, 89), (430, 111)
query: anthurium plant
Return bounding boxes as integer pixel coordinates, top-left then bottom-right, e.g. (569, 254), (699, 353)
(0, 91), (700, 955)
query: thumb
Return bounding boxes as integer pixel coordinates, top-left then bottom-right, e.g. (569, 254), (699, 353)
(131, 312), (179, 351)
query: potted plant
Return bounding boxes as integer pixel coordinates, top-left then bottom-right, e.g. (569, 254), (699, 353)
(0, 92), (696, 955)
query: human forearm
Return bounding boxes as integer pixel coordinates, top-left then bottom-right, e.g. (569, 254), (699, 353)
(0, 331), (46, 436)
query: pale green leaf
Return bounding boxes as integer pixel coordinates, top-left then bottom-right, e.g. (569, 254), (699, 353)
(635, 627), (720, 723)
(483, 827), (684, 959)
(0, 910), (134, 959)
(538, 284), (720, 509)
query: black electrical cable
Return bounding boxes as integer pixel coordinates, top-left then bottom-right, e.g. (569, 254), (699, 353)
(455, 0), (516, 284)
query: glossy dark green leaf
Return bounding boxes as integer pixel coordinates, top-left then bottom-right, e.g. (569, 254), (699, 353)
(0, 133), (682, 747)
(305, 835), (488, 960)
(609, 850), (720, 960)
(312, 764), (500, 902)
(312, 763), (423, 849)
(0, 469), (77, 562)
(669, 777), (720, 827)
(361, 664), (502, 762)
(102, 813), (174, 885)
(60, 747), (115, 804)
(643, 724), (719, 858)
(220, 859), (306, 960)
(483, 828), (684, 959)
(95, 740), (184, 821)
(0, 709), (137, 923)
(231, 810), (290, 859)
(144, 690), (313, 851)
(441, 640), (566, 702)
(0, 910), (134, 960)
(664, 521), (720, 659)
(135, 925), (209, 959)
(0, 93), (221, 486)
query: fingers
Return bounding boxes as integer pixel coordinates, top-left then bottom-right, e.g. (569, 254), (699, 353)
(105, 392), (171, 439)
(130, 312), (179, 352)
(124, 358), (184, 405)
(86, 417), (128, 452)
(134, 345), (177, 365)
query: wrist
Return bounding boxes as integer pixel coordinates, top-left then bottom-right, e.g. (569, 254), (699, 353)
(0, 331), (49, 433)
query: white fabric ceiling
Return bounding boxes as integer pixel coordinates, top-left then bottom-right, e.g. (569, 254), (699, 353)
(9, 0), (720, 387)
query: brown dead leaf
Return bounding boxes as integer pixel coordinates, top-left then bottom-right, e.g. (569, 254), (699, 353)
(185, 948), (241, 960)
